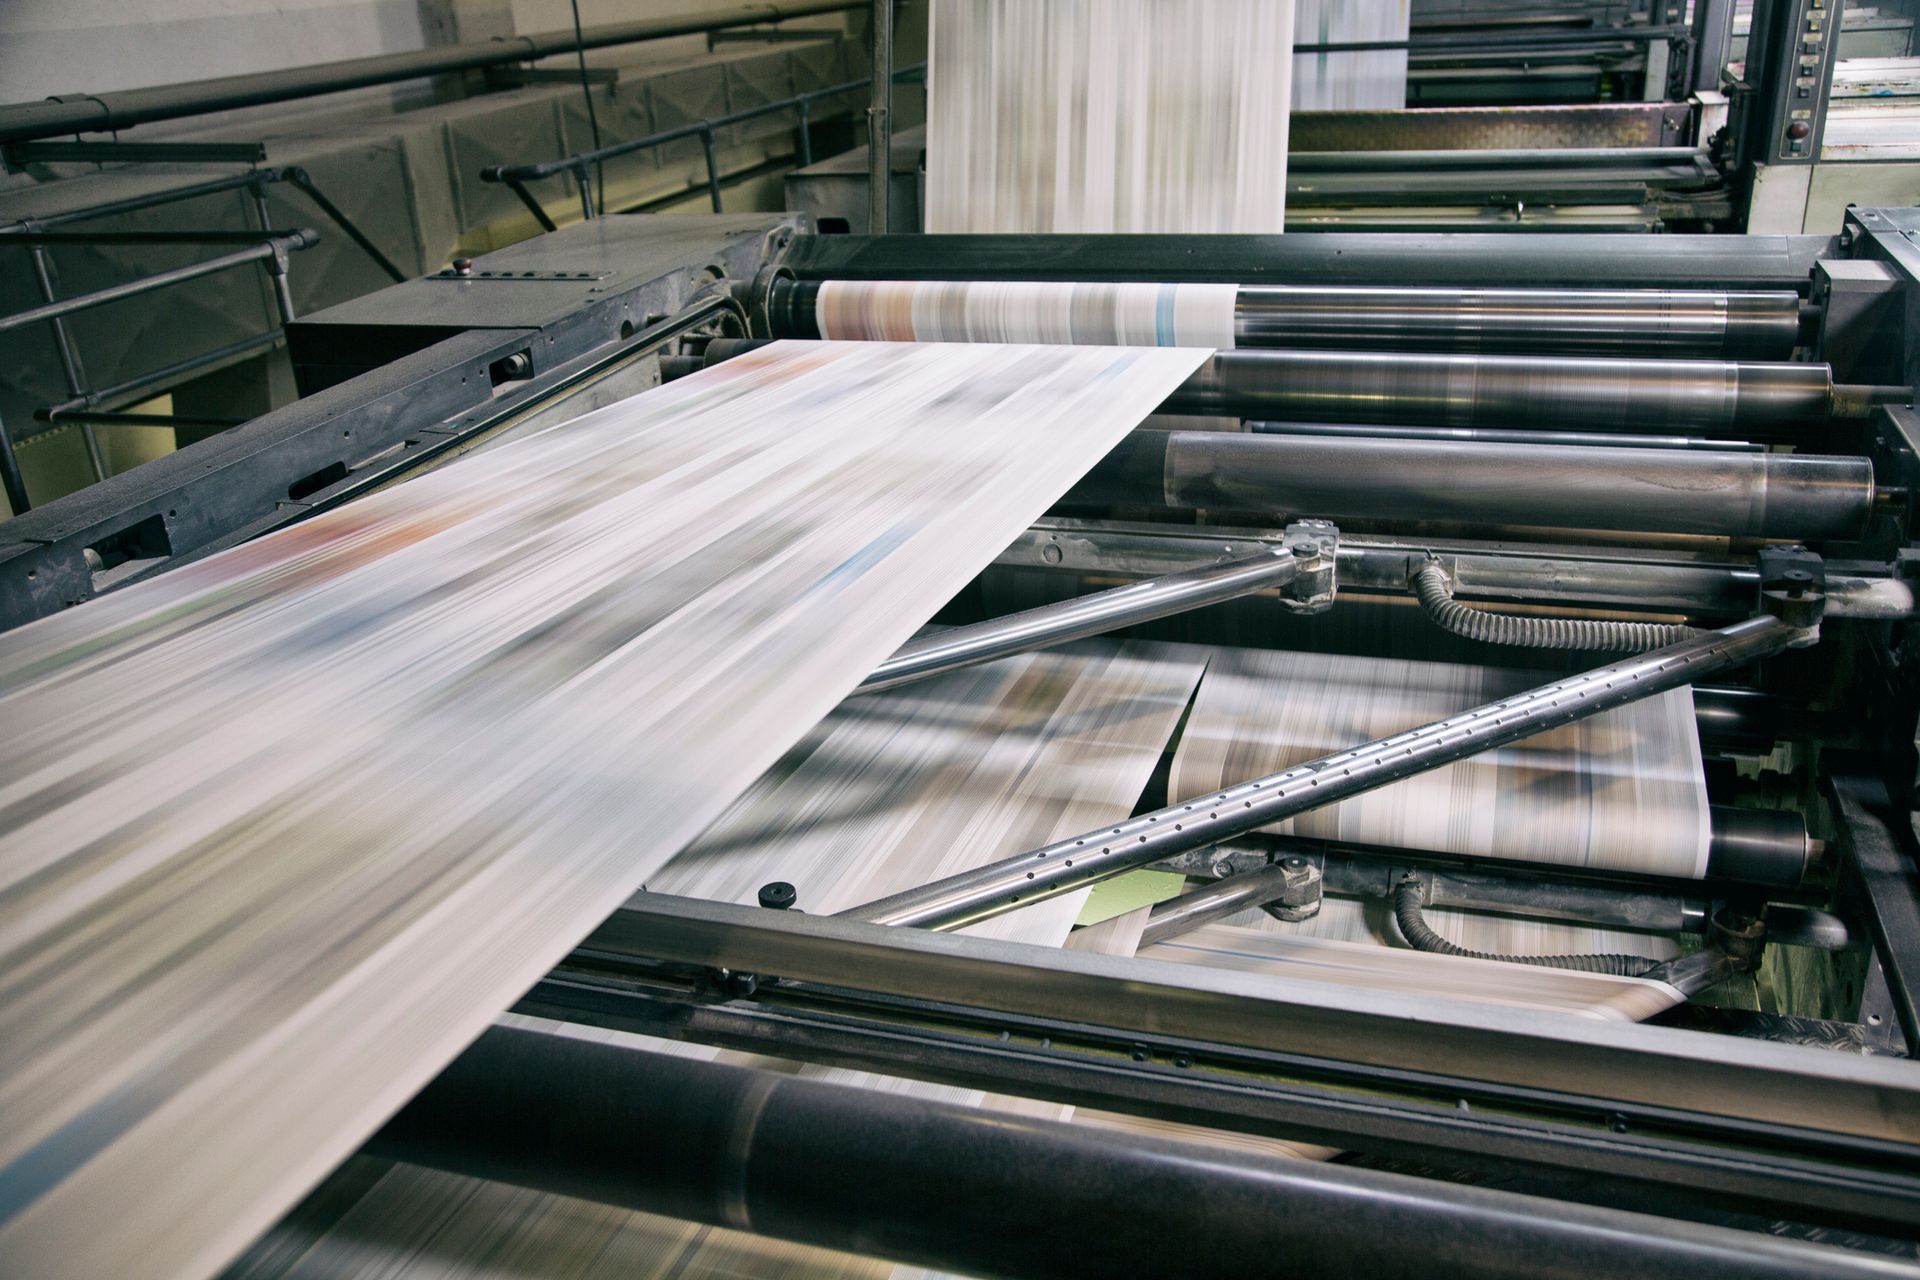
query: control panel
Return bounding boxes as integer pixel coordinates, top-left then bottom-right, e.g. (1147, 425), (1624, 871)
(1756, 0), (1844, 164)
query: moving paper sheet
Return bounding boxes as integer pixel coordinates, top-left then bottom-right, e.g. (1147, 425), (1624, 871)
(815, 280), (1241, 348)
(224, 641), (1210, 1280)
(1171, 646), (1712, 880)
(0, 339), (1211, 1280)
(1294, 0), (1411, 110)
(926, 0), (1295, 233)
(1140, 922), (1684, 1022)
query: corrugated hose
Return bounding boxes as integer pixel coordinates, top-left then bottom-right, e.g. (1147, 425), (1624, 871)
(1409, 558), (1698, 652)
(1391, 876), (1661, 977)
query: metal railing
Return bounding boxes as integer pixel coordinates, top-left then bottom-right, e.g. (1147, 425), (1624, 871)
(0, 159), (414, 515)
(481, 63), (926, 229)
(0, 224), (319, 515)
(0, 1), (865, 144)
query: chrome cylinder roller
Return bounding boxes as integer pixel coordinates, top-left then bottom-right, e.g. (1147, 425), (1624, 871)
(1162, 351), (1844, 437)
(1065, 433), (1875, 542)
(1231, 285), (1802, 359)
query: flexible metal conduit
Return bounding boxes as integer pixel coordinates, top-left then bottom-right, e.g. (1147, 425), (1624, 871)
(1392, 877), (1661, 975)
(0, 1), (863, 144)
(1410, 559), (1700, 651)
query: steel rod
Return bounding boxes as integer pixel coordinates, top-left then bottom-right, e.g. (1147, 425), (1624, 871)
(38, 331), (282, 423)
(0, 231), (317, 334)
(0, 411), (30, 515)
(1289, 146), (1706, 171)
(842, 615), (1802, 931)
(0, 172), (265, 235)
(857, 545), (1299, 694)
(371, 1024), (1897, 1280)
(866, 0), (892, 235)
(281, 168), (408, 282)
(1251, 422), (1764, 452)
(1140, 862), (1314, 948)
(27, 244), (106, 483)
(482, 64), (925, 186)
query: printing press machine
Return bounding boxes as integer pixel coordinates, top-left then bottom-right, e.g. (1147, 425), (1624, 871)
(10, 211), (1920, 1276)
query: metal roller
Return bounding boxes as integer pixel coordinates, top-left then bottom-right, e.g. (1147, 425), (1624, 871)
(1250, 422), (1764, 451)
(1064, 433), (1875, 541)
(693, 341), (1888, 438)
(372, 1023), (1904, 1280)
(1235, 286), (1801, 359)
(1163, 350), (1859, 436)
(769, 278), (1805, 358)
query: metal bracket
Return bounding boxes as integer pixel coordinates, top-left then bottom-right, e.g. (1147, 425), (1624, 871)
(1261, 854), (1324, 923)
(1757, 544), (1825, 641)
(1279, 519), (1338, 614)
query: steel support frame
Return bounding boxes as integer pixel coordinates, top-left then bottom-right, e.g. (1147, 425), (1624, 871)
(374, 1022), (1918, 1277)
(995, 517), (1915, 622)
(531, 893), (1920, 1235)
(515, 974), (1912, 1236)
(1829, 772), (1920, 1050)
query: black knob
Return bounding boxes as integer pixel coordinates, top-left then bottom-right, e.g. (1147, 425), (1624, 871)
(758, 881), (797, 911)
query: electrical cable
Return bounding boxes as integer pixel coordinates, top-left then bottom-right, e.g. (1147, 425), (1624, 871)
(568, 0), (605, 215)
(1410, 557), (1699, 652)
(1391, 877), (1661, 976)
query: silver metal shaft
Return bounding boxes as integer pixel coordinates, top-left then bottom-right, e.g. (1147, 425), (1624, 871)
(1162, 350), (1835, 436)
(1139, 861), (1313, 948)
(842, 615), (1803, 931)
(859, 545), (1299, 694)
(1234, 284), (1801, 360)
(1249, 422), (1763, 452)
(1070, 433), (1874, 542)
